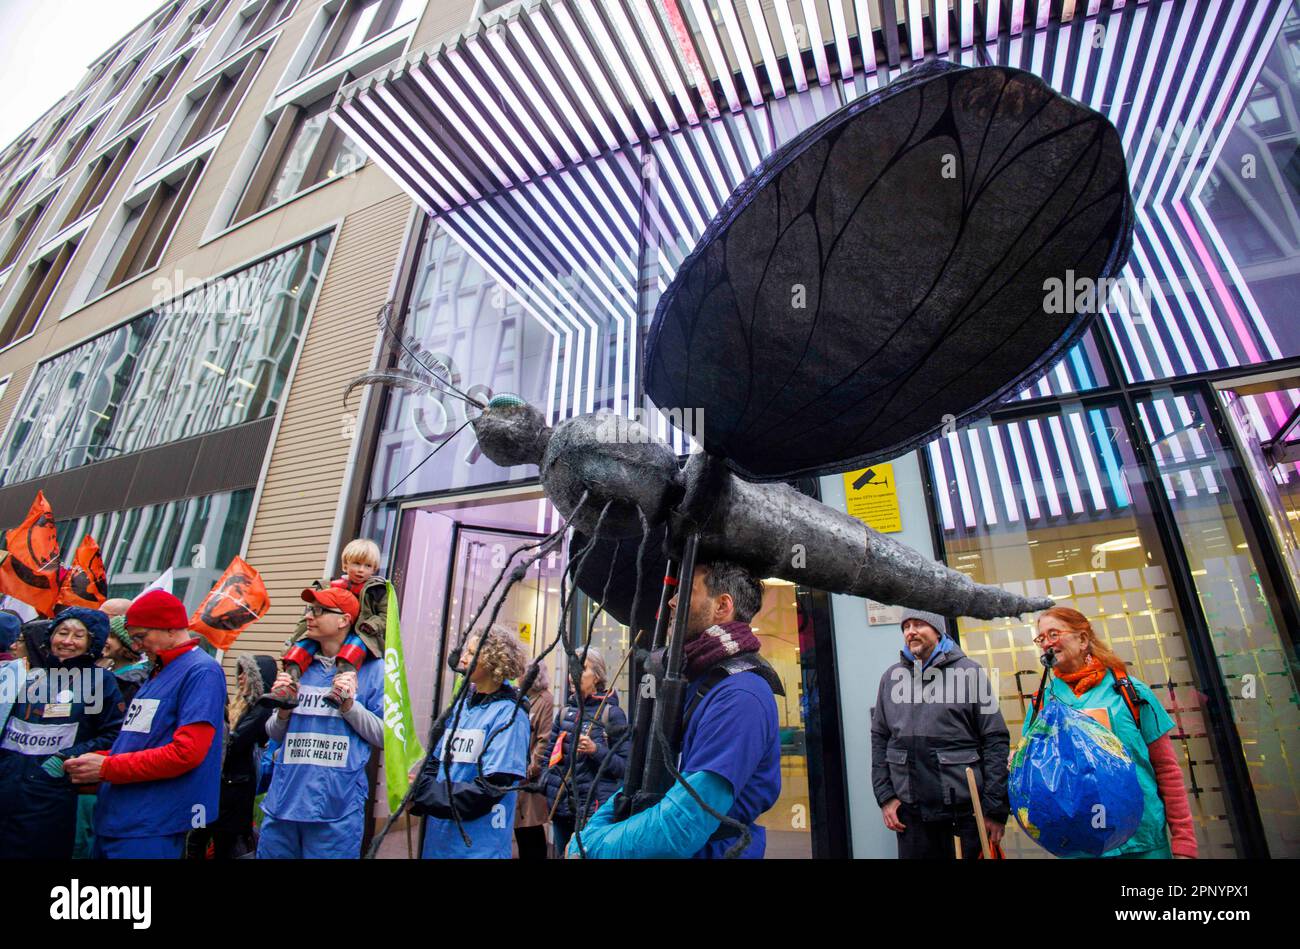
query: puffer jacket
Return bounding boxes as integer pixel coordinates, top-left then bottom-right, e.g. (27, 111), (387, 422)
(0, 608), (124, 858)
(210, 654), (277, 835)
(541, 689), (629, 818)
(870, 642), (1009, 823)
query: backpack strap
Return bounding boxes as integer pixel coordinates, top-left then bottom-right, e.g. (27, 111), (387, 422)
(681, 653), (785, 740)
(1112, 675), (1147, 730)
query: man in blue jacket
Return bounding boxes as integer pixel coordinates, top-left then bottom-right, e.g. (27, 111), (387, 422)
(257, 586), (384, 858)
(65, 590), (227, 859)
(572, 560), (782, 859)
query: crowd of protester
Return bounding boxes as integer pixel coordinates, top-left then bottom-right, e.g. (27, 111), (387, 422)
(0, 533), (1197, 861)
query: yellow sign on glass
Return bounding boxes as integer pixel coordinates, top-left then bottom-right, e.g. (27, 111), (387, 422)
(518, 622), (532, 643)
(843, 463), (903, 533)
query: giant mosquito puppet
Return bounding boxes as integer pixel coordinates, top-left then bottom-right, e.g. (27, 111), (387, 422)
(356, 60), (1133, 857)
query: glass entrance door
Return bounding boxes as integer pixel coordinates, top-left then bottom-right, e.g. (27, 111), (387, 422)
(437, 525), (565, 712)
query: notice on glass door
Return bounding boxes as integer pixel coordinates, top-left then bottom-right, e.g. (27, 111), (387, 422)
(843, 463), (903, 533)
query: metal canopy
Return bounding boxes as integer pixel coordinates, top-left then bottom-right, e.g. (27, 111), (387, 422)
(333, 0), (1120, 216)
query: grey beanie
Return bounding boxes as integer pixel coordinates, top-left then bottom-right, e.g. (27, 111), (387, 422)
(898, 608), (948, 637)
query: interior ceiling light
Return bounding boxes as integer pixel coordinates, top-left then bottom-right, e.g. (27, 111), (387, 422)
(1093, 536), (1142, 553)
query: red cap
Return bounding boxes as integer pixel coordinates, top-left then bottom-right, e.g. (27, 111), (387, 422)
(126, 590), (190, 631)
(301, 587), (359, 622)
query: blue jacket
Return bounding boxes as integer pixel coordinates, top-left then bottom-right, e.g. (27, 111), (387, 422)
(541, 689), (629, 819)
(0, 608), (124, 859)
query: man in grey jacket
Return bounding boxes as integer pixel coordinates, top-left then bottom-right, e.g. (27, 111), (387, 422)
(870, 608), (1009, 859)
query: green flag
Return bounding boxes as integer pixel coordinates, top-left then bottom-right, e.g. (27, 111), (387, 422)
(382, 581), (424, 813)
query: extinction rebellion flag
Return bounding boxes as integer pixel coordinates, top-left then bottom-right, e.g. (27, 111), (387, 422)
(58, 534), (109, 609)
(0, 492), (61, 617)
(382, 580), (424, 813)
(190, 556), (270, 649)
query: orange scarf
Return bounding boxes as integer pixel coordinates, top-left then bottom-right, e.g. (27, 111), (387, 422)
(1056, 654), (1125, 696)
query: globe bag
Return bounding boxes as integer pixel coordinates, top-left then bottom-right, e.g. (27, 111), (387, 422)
(1010, 701), (1143, 857)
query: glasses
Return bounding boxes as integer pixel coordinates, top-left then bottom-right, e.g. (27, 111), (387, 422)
(303, 605), (345, 618)
(1032, 629), (1069, 646)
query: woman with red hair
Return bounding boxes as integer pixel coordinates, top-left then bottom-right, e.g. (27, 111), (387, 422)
(1029, 607), (1197, 859)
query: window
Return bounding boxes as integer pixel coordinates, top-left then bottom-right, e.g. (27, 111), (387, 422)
(232, 90), (365, 220)
(118, 54), (192, 129)
(0, 199), (51, 271)
(90, 159), (205, 296)
(34, 110), (76, 162)
(0, 233), (332, 481)
(54, 489), (255, 606)
(926, 403), (1245, 858)
(159, 49), (266, 162)
(147, 1), (184, 40)
(0, 142), (33, 193)
(60, 139), (137, 228)
(53, 120), (100, 179)
(0, 168), (36, 220)
(302, 0), (420, 75)
(221, 0), (294, 58)
(172, 0), (231, 50)
(72, 58), (112, 100)
(0, 239), (80, 348)
(101, 53), (149, 104)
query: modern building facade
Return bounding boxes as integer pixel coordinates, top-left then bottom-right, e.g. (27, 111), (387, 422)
(336, 0), (1300, 859)
(0, 1), (487, 670)
(0, 0), (1296, 860)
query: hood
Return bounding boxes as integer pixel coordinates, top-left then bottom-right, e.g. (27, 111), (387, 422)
(30, 607), (111, 667)
(0, 612), (20, 652)
(236, 654), (278, 699)
(52, 611), (111, 663)
(19, 619), (53, 667)
(254, 654), (278, 691)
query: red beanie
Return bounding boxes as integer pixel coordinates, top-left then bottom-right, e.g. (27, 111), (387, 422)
(126, 589), (190, 630)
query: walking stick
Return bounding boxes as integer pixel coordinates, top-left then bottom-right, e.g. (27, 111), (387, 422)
(966, 766), (992, 859)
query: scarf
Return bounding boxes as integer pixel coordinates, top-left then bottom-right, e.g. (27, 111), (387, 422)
(683, 621), (761, 680)
(1056, 653), (1126, 696)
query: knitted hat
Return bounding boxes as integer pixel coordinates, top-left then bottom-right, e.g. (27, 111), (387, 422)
(126, 589), (189, 630)
(109, 614), (139, 655)
(899, 608), (948, 637)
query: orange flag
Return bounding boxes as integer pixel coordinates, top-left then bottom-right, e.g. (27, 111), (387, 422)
(190, 556), (270, 649)
(58, 535), (109, 609)
(0, 492), (61, 617)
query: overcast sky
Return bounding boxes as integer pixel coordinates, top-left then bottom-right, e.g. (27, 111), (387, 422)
(0, 0), (166, 147)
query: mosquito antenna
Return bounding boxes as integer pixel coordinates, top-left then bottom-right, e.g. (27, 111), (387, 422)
(375, 302), (487, 409)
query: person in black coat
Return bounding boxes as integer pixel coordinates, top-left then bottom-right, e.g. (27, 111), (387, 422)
(0, 608), (124, 859)
(187, 654), (277, 859)
(541, 647), (629, 855)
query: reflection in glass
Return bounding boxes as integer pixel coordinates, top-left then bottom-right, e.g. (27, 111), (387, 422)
(52, 488), (254, 610)
(928, 404), (1238, 858)
(367, 227), (558, 502)
(1139, 389), (1300, 858)
(0, 234), (331, 484)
